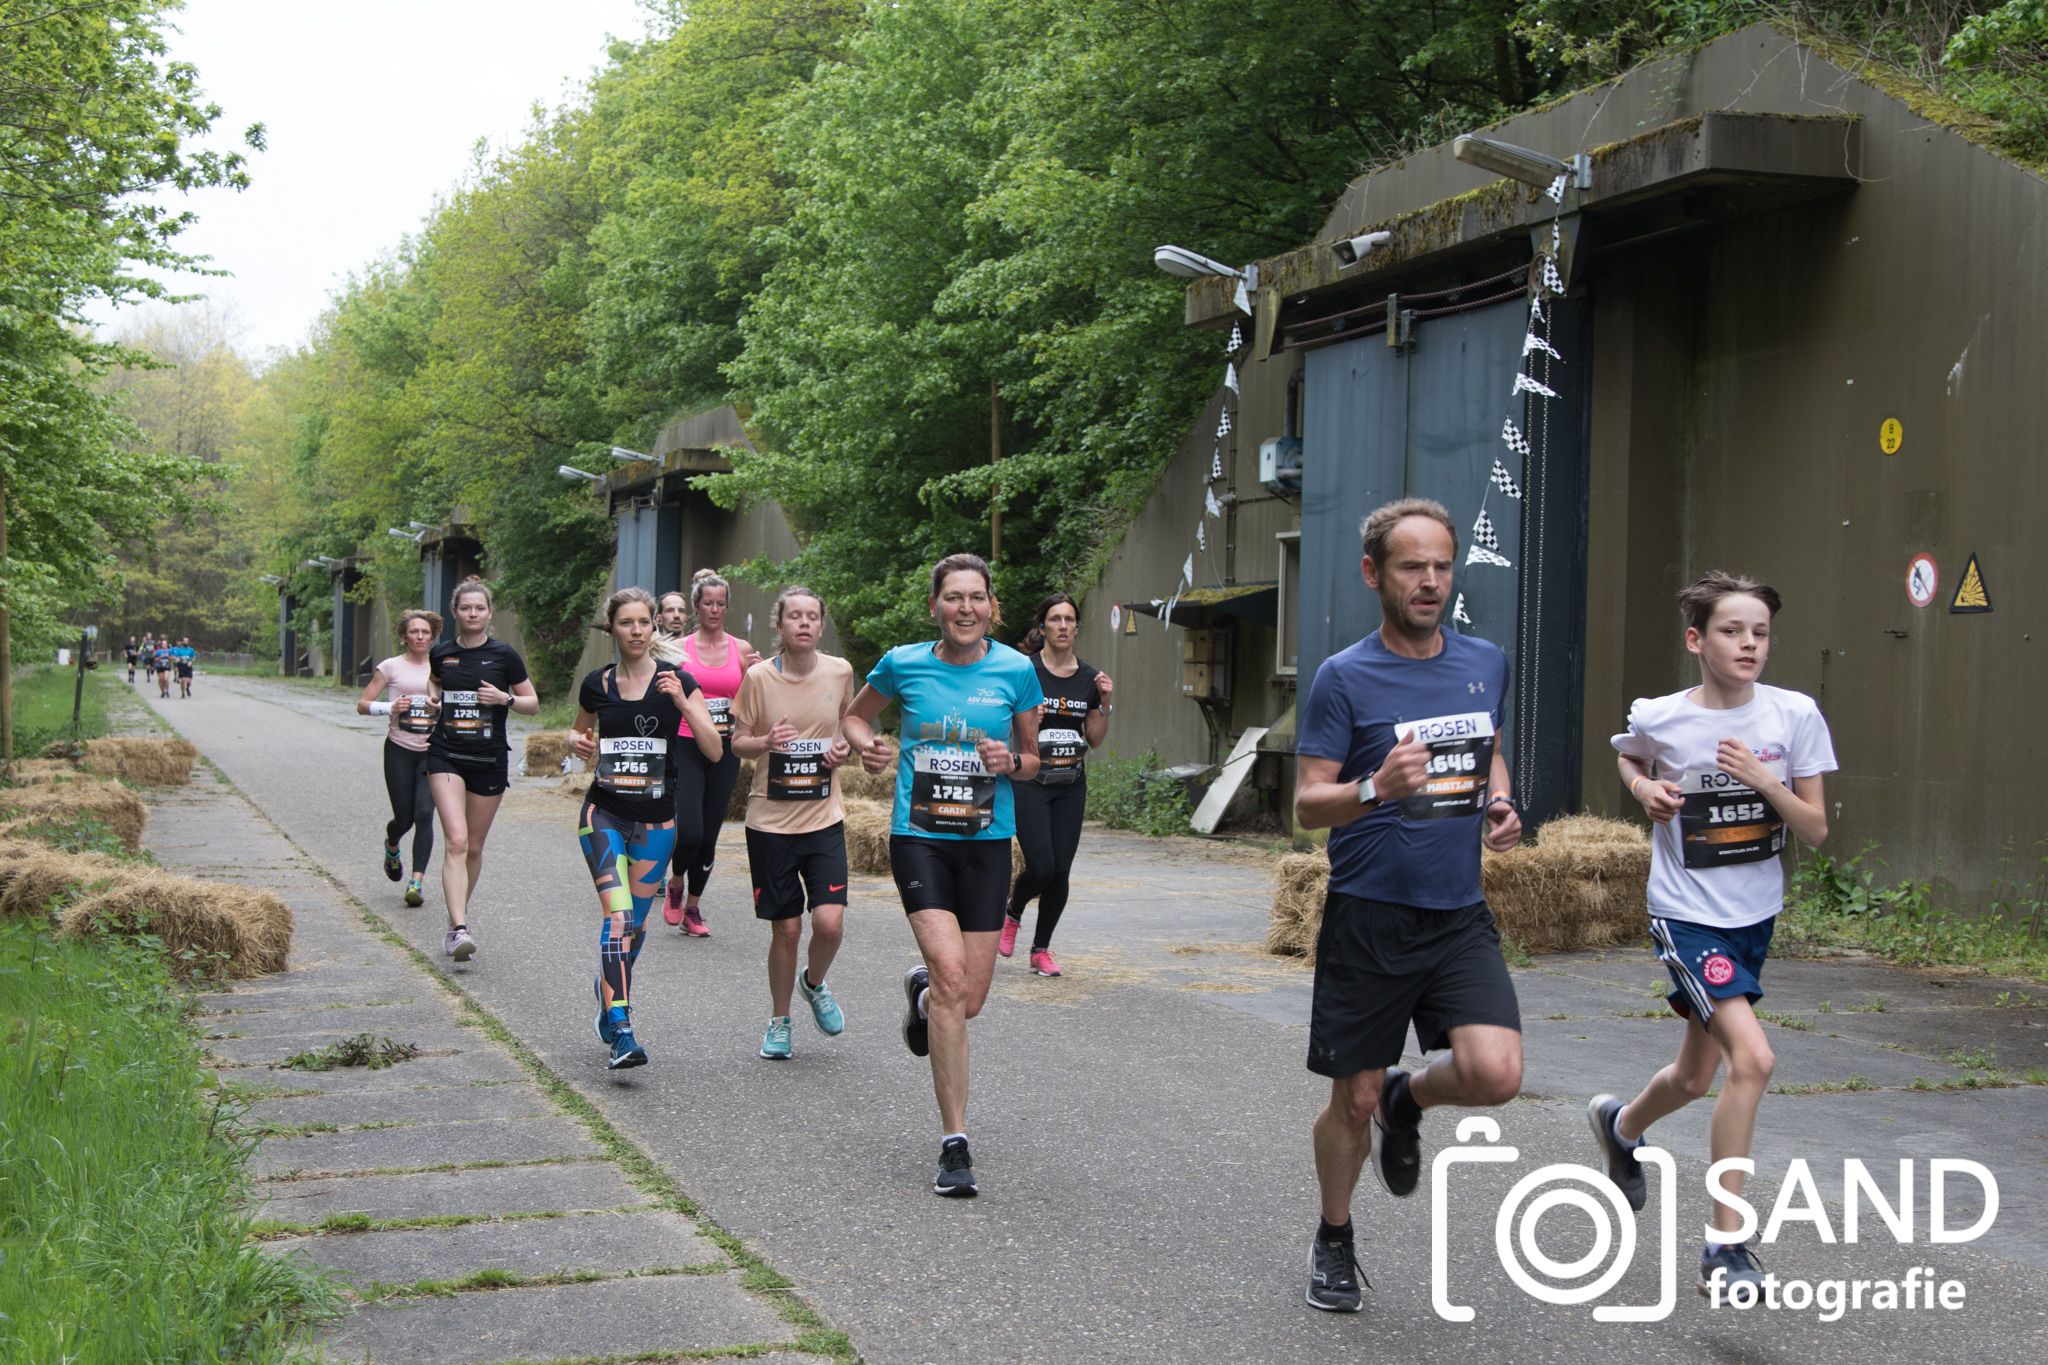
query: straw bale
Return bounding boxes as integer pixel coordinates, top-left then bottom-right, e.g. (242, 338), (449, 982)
(0, 779), (148, 852)
(842, 798), (893, 875)
(524, 731), (576, 777)
(57, 871), (292, 978)
(1265, 850), (1331, 962)
(1483, 816), (1649, 953)
(7, 758), (83, 785)
(80, 737), (197, 786)
(0, 847), (136, 919)
(836, 765), (897, 804)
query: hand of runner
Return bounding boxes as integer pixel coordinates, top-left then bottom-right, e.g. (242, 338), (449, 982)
(859, 735), (893, 774)
(477, 680), (512, 706)
(975, 736), (1015, 776)
(769, 715), (799, 749)
(1634, 776), (1684, 824)
(822, 736), (852, 770)
(1483, 798), (1522, 851)
(653, 671), (683, 701)
(1370, 731), (1430, 800)
(1095, 671), (1114, 703)
(1715, 738), (1769, 790)
(572, 728), (597, 761)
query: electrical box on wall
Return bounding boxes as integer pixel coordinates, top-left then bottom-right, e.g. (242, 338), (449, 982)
(1180, 628), (1232, 700)
(1258, 436), (1302, 495)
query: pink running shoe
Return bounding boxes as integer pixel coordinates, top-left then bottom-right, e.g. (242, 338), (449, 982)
(1029, 948), (1061, 978)
(663, 877), (685, 927)
(682, 904), (710, 938)
(998, 916), (1020, 958)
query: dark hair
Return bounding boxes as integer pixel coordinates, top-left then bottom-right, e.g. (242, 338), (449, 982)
(451, 575), (493, 609)
(1021, 592), (1079, 655)
(928, 552), (991, 599)
(1359, 497), (1458, 565)
(1678, 571), (1782, 632)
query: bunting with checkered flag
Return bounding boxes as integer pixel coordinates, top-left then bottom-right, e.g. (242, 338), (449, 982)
(1467, 509), (1512, 568)
(1490, 459), (1522, 500)
(1501, 416), (1529, 459)
(1453, 593), (1473, 626)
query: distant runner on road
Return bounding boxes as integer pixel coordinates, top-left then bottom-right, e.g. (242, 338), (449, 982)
(1292, 497), (1524, 1313)
(841, 552), (1042, 1198)
(358, 608), (442, 909)
(663, 569), (758, 939)
(731, 585), (855, 1062)
(125, 636), (140, 684)
(1589, 571), (1836, 1300)
(173, 637), (196, 698)
(426, 576), (539, 963)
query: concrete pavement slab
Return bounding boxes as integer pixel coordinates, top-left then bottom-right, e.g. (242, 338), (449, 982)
(239, 1082), (556, 1131)
(266, 1209), (718, 1286)
(238, 1050), (529, 1091)
(253, 1163), (654, 1226)
(249, 1116), (604, 1177)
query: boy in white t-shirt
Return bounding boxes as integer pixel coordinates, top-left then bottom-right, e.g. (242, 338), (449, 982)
(1587, 571), (1837, 1299)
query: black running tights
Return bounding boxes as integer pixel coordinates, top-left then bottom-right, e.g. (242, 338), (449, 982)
(671, 741), (740, 897)
(382, 740), (435, 873)
(1009, 775), (1086, 950)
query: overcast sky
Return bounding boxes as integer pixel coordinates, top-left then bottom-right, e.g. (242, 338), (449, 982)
(94, 0), (656, 360)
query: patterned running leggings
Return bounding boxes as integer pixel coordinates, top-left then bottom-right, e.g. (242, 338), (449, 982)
(578, 801), (678, 1020)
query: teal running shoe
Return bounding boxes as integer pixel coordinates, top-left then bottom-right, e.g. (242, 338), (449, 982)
(594, 979), (617, 1046)
(797, 973), (845, 1036)
(608, 1026), (647, 1071)
(759, 1016), (792, 1060)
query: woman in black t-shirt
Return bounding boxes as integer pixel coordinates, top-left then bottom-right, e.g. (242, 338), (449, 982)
(426, 577), (539, 963)
(573, 587), (724, 1071)
(1001, 593), (1113, 977)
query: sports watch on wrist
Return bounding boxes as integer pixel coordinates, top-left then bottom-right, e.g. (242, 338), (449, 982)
(1356, 775), (1377, 804)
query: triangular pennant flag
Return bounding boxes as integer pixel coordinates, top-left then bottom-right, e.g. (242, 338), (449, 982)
(1233, 278), (1252, 315)
(1225, 362), (1239, 394)
(1490, 459), (1522, 499)
(1546, 171), (1568, 203)
(1210, 448), (1224, 480)
(1513, 372), (1559, 401)
(1471, 509), (1501, 552)
(1541, 256), (1565, 296)
(1452, 593), (1472, 626)
(1467, 544), (1513, 569)
(1196, 522), (1207, 551)
(1530, 293), (1547, 327)
(1523, 332), (1561, 361)
(1216, 408), (1233, 437)
(1205, 486), (1222, 518)
(1182, 553), (1195, 585)
(1225, 321), (1243, 354)
(1500, 416), (1531, 458)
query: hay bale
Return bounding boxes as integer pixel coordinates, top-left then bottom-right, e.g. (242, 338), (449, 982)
(57, 871), (292, 978)
(0, 847), (137, 920)
(727, 761), (754, 823)
(8, 758), (84, 786)
(836, 765), (896, 804)
(1266, 850), (1331, 963)
(1483, 815), (1649, 953)
(80, 737), (197, 786)
(523, 731), (576, 777)
(842, 798), (893, 876)
(0, 779), (148, 852)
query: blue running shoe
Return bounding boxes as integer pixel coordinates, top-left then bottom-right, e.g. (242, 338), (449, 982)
(608, 1026), (647, 1071)
(760, 1016), (792, 1060)
(797, 973), (845, 1036)
(594, 979), (617, 1047)
(1700, 1241), (1766, 1300)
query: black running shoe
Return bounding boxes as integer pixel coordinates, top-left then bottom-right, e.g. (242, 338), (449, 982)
(382, 841), (403, 881)
(901, 965), (930, 1058)
(934, 1136), (976, 1197)
(1587, 1093), (1646, 1211)
(1306, 1233), (1367, 1312)
(1370, 1068), (1421, 1198)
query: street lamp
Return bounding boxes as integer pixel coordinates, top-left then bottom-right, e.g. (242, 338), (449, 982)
(1452, 134), (1590, 191)
(259, 574), (282, 586)
(388, 527), (425, 544)
(608, 446), (653, 464)
(1153, 245), (1244, 280)
(406, 520), (436, 533)
(558, 465), (603, 484)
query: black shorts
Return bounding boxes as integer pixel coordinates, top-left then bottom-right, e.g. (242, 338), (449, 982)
(1307, 895), (1522, 1079)
(176, 662), (194, 678)
(425, 753), (509, 797)
(889, 835), (1010, 933)
(746, 823), (850, 920)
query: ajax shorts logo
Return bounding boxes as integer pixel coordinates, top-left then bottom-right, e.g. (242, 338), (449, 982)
(1702, 954), (1736, 987)
(635, 714), (660, 738)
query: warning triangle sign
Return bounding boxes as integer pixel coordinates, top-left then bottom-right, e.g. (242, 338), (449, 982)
(1949, 554), (1991, 614)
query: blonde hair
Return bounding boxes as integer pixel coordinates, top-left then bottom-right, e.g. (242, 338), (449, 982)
(689, 568), (729, 615)
(451, 575), (493, 610)
(604, 586), (685, 663)
(770, 584), (824, 649)
(397, 608), (443, 642)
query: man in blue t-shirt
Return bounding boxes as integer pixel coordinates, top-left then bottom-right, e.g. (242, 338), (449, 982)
(1292, 497), (1526, 1313)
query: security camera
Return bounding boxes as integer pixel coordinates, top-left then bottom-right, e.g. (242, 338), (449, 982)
(1333, 231), (1392, 267)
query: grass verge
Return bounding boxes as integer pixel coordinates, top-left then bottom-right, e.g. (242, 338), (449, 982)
(8, 662), (113, 755)
(1777, 845), (2048, 986)
(0, 918), (337, 1359)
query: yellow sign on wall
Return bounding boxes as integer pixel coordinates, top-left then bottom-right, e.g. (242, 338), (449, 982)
(1949, 554), (1991, 614)
(1879, 417), (1903, 455)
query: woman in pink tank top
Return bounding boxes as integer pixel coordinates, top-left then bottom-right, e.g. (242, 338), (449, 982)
(664, 569), (758, 935)
(357, 609), (443, 908)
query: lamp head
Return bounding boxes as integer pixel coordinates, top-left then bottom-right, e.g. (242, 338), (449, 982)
(1153, 244), (1242, 280)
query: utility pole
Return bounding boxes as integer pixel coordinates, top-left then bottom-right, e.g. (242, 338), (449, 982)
(0, 469), (11, 770)
(989, 377), (1002, 564)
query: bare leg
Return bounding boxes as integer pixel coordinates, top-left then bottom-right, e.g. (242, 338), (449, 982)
(1313, 1070), (1382, 1225)
(462, 789), (502, 909)
(1616, 1012), (1722, 1140)
(429, 774), (471, 930)
(907, 910), (998, 1135)
(806, 903), (845, 988)
(768, 917), (802, 1016)
(1406, 1024), (1524, 1110)
(1702, 999), (1774, 1237)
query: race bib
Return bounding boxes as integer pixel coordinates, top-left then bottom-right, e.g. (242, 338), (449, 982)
(443, 690), (490, 739)
(767, 739), (832, 802)
(1040, 726), (1086, 770)
(705, 696), (734, 737)
(396, 695), (435, 735)
(1395, 711), (1495, 821)
(596, 735), (668, 799)
(1678, 761), (1787, 869)
(909, 746), (996, 836)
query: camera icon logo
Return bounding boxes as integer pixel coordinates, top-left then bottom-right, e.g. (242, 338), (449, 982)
(1430, 1116), (1677, 1322)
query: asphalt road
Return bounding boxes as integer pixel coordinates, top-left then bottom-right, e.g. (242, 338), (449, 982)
(146, 674), (2048, 1363)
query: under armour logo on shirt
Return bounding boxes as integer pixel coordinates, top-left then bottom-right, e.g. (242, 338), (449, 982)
(1468, 681), (1486, 694)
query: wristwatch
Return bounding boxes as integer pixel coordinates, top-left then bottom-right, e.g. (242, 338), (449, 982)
(1356, 775), (1377, 804)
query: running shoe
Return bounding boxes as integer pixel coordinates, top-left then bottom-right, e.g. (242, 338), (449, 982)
(1700, 1241), (1767, 1300)
(608, 1026), (648, 1071)
(1587, 1093), (1646, 1211)
(445, 927), (477, 962)
(901, 965), (930, 1058)
(1306, 1232), (1367, 1313)
(663, 877), (685, 927)
(1370, 1068), (1421, 1198)
(404, 874), (424, 908)
(797, 973), (844, 1036)
(760, 1016), (793, 1060)
(682, 904), (710, 938)
(594, 978), (616, 1046)
(1029, 948), (1062, 978)
(934, 1136), (977, 1197)
(998, 915), (1020, 958)
(382, 842), (402, 881)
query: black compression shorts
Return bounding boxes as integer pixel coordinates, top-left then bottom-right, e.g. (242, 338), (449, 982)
(889, 835), (1010, 933)
(426, 753), (509, 797)
(1307, 895), (1521, 1078)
